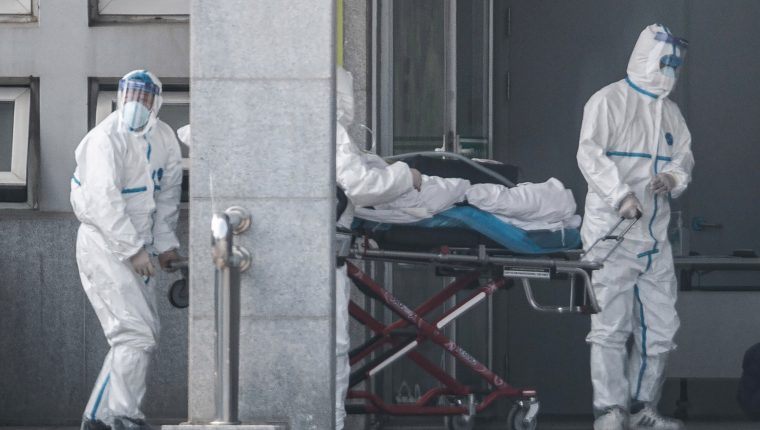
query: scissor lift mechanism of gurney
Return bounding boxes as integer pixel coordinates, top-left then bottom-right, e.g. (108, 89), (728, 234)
(337, 152), (635, 430)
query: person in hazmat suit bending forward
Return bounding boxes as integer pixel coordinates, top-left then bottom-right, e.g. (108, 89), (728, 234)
(577, 24), (694, 430)
(333, 66), (422, 429)
(71, 69), (184, 430)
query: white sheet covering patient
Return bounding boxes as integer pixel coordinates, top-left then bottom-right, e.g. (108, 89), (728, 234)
(355, 175), (581, 231)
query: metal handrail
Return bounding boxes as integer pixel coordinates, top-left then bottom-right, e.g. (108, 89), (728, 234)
(210, 207), (251, 425)
(583, 215), (640, 265)
(383, 151), (516, 187)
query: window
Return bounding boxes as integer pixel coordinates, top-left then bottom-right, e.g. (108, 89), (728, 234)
(0, 84), (37, 207)
(92, 80), (190, 201)
(0, 0), (38, 23)
(89, 0), (189, 24)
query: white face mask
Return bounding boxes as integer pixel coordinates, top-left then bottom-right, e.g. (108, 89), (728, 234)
(122, 101), (151, 131)
(117, 70), (164, 136)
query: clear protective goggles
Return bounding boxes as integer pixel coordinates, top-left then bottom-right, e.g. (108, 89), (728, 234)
(118, 78), (160, 110)
(655, 31), (688, 75)
(654, 31), (690, 49)
(660, 54), (683, 69)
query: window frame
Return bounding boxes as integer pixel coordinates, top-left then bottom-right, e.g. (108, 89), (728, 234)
(0, 0), (38, 24)
(0, 87), (30, 187)
(0, 78), (39, 209)
(89, 0), (189, 25)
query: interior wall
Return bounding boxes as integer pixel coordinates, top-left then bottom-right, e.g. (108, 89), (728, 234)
(494, 0), (760, 418)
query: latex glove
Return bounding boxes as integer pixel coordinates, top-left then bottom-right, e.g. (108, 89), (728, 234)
(158, 249), (183, 273)
(130, 249), (155, 277)
(618, 194), (642, 219)
(650, 173), (676, 195)
(410, 168), (422, 191)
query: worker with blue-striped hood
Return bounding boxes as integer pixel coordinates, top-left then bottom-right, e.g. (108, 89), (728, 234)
(577, 24), (694, 430)
(71, 69), (184, 430)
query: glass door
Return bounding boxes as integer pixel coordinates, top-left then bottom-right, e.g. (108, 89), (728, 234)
(456, 0), (492, 158)
(378, 0), (492, 158)
(372, 0), (496, 420)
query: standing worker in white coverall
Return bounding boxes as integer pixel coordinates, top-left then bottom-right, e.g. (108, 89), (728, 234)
(577, 24), (695, 430)
(334, 66), (422, 429)
(71, 70), (184, 430)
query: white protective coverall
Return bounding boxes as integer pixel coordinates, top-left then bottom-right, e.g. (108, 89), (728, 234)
(334, 66), (415, 429)
(71, 73), (182, 426)
(577, 24), (694, 414)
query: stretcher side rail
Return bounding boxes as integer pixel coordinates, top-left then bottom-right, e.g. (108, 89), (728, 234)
(349, 244), (603, 315)
(384, 150), (517, 187)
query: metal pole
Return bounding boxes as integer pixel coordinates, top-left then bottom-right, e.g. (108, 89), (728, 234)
(210, 208), (251, 425)
(213, 261), (241, 424)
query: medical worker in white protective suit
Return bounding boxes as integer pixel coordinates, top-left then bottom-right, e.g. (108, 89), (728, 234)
(577, 25), (694, 430)
(334, 66), (421, 429)
(71, 70), (183, 430)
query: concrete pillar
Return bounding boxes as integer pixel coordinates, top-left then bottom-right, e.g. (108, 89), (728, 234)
(170, 1), (336, 429)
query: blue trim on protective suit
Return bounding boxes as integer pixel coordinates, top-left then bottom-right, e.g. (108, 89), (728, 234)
(656, 155), (672, 162)
(644, 119), (666, 271)
(122, 186), (148, 194)
(626, 76), (658, 99)
(634, 286), (648, 400)
(146, 141), (152, 161)
(606, 151), (652, 159)
(71, 175), (81, 186)
(637, 249), (659, 258)
(90, 373), (111, 420)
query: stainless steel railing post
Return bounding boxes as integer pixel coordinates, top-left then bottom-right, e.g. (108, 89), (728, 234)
(210, 207), (251, 425)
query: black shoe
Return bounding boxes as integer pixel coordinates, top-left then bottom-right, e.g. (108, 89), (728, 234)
(112, 416), (152, 430)
(81, 418), (110, 430)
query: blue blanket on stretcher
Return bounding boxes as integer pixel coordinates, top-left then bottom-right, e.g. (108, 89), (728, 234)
(354, 205), (581, 255)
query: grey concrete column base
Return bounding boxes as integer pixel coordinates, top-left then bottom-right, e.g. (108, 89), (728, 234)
(163, 424), (287, 430)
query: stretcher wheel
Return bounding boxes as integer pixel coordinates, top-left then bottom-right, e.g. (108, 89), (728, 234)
(168, 278), (189, 308)
(446, 414), (474, 430)
(507, 404), (537, 430)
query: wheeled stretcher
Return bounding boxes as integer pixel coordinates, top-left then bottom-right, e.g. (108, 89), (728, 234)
(337, 153), (635, 430)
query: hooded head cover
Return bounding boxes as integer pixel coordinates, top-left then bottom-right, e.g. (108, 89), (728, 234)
(626, 24), (689, 97)
(118, 69), (163, 136)
(336, 66), (355, 127)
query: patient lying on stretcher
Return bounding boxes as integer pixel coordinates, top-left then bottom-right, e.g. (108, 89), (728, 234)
(353, 172), (582, 231)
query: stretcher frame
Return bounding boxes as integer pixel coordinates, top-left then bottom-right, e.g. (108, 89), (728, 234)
(341, 239), (603, 427)
(339, 152), (637, 427)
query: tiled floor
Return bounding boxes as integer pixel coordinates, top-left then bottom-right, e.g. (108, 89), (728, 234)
(2, 421), (758, 430)
(378, 418), (759, 429)
(380, 424), (759, 429)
